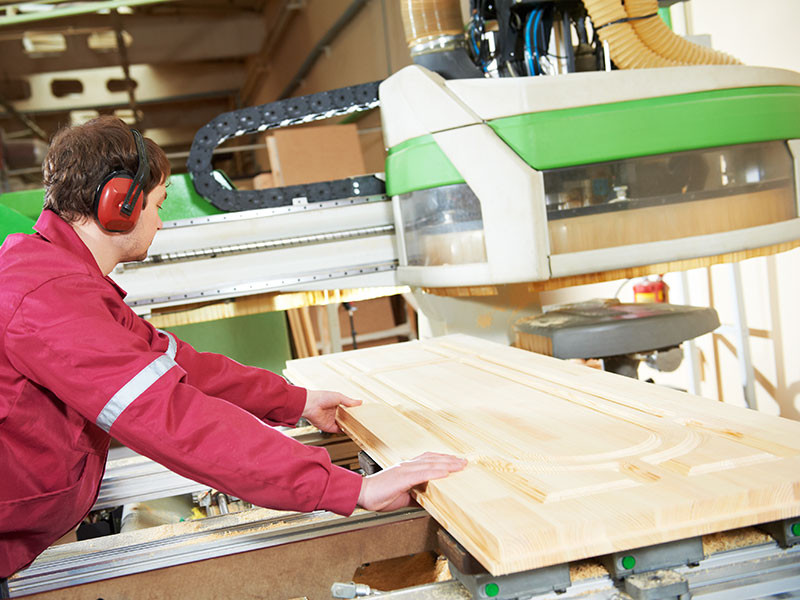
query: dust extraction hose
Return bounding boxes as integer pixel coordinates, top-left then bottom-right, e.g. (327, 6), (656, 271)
(397, 0), (739, 73)
(398, 0), (482, 79)
(582, 0), (739, 68)
(399, 0), (463, 52)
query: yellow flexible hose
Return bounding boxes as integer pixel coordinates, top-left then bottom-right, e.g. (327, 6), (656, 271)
(581, 0), (676, 68)
(397, 0), (740, 70)
(582, 0), (741, 68)
(624, 0), (740, 65)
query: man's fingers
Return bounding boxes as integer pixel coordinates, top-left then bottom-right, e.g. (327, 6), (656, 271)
(406, 451), (468, 461)
(383, 493), (417, 512)
(336, 393), (362, 408)
(391, 454), (468, 488)
(397, 464), (465, 489)
(403, 453), (469, 471)
(357, 451), (467, 512)
(317, 390), (361, 408)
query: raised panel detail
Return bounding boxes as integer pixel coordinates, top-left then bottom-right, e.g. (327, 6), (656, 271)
(285, 335), (800, 576)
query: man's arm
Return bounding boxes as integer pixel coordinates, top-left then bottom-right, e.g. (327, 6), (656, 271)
(146, 322), (372, 435)
(7, 275), (466, 514)
(6, 276), (358, 514)
(145, 325), (307, 427)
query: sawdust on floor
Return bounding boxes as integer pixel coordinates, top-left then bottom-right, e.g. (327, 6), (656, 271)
(33, 506), (293, 562)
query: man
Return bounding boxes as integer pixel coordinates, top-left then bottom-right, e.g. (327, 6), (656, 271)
(0, 116), (466, 588)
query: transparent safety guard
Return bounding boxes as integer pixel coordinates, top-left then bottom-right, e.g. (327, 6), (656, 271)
(397, 183), (488, 266)
(543, 141), (797, 254)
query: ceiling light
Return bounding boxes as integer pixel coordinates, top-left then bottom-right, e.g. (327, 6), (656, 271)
(22, 31), (66, 55)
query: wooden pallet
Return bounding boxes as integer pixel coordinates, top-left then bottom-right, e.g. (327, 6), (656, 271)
(285, 334), (800, 576)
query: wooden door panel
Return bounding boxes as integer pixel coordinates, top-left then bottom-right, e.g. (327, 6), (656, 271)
(285, 335), (800, 575)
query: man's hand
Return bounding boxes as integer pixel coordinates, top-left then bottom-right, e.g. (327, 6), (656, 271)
(302, 389), (362, 433)
(357, 452), (468, 512)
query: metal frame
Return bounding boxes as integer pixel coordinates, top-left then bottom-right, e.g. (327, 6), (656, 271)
(112, 196), (400, 310)
(93, 453), (210, 511)
(10, 508), (426, 596)
(371, 541), (800, 600)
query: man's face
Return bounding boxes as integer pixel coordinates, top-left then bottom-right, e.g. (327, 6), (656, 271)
(121, 182), (166, 262)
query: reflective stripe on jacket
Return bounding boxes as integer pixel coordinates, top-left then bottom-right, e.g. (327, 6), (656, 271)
(0, 210), (362, 577)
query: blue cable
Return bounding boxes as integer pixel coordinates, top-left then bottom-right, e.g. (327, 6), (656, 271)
(524, 10), (537, 75)
(469, 21), (480, 58)
(533, 9), (544, 75)
(469, 16), (487, 72)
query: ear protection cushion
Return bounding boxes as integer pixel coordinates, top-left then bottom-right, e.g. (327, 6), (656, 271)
(93, 128), (150, 233)
(94, 170), (142, 233)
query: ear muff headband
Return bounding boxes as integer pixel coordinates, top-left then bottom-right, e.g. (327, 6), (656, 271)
(122, 129), (149, 217)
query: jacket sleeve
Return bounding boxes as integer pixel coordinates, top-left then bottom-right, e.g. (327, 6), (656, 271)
(142, 322), (307, 427)
(5, 274), (362, 515)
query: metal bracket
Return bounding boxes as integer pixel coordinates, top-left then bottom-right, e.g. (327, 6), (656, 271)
(449, 562), (570, 600)
(760, 517), (800, 548)
(331, 581), (374, 598)
(358, 451), (382, 475)
(437, 528), (570, 599)
(624, 569), (690, 600)
(602, 537), (703, 579)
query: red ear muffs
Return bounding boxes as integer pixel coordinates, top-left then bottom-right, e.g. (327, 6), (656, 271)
(93, 171), (142, 233)
(93, 128), (150, 233)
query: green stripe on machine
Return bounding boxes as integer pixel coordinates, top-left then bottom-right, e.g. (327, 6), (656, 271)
(385, 135), (464, 197)
(157, 172), (224, 222)
(385, 86), (800, 196)
(0, 204), (35, 244)
(0, 188), (45, 221)
(0, 173), (224, 243)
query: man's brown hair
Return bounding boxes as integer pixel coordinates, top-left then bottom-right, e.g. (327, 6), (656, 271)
(42, 116), (171, 223)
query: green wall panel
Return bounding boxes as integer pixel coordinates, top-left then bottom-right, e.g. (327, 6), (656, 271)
(164, 311), (293, 376)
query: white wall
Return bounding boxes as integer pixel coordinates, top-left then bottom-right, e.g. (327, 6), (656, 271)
(684, 0), (800, 72)
(680, 0), (800, 418)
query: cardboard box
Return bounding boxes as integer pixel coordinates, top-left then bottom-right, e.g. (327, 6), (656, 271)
(252, 172), (275, 190)
(267, 123), (366, 186)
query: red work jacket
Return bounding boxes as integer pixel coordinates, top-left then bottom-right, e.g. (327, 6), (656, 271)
(0, 210), (362, 578)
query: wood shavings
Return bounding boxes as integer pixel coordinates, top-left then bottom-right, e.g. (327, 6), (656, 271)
(569, 558), (609, 581)
(702, 526), (772, 555)
(34, 506), (293, 563)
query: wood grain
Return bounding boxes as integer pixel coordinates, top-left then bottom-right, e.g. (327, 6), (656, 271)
(285, 334), (800, 576)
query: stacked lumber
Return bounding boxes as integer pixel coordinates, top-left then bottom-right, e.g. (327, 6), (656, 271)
(287, 307), (318, 358)
(285, 334), (800, 576)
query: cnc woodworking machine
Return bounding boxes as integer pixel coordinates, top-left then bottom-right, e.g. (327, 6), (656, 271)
(100, 64), (800, 340)
(4, 0), (800, 594)
(7, 62), (800, 600)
